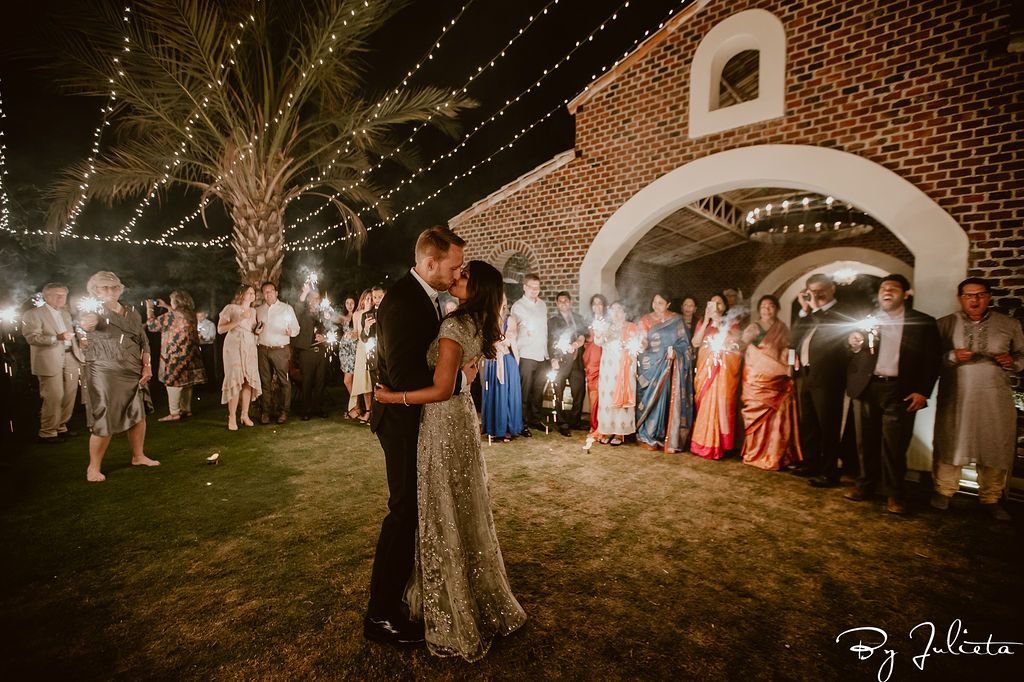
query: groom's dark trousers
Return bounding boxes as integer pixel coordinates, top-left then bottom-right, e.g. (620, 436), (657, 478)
(367, 271), (441, 620)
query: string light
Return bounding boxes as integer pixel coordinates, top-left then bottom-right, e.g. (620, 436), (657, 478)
(347, 0), (640, 216)
(287, 0), (565, 231)
(62, 5), (134, 236)
(0, 78), (10, 236)
(286, 0), (690, 251)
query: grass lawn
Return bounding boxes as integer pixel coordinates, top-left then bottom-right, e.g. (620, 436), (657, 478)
(1, 387), (1021, 680)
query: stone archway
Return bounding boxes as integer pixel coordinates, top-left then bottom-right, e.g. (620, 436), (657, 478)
(578, 144), (967, 319)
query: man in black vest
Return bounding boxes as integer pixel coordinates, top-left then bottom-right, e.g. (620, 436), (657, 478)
(364, 225), (475, 646)
(547, 291), (588, 436)
(790, 273), (858, 487)
(844, 274), (941, 514)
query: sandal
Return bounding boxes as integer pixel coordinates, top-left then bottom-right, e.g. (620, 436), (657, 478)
(599, 436), (610, 445)
(610, 437), (623, 446)
(345, 408), (361, 420)
(357, 412), (371, 424)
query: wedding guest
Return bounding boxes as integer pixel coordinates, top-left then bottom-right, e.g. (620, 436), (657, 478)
(294, 283), (328, 420)
(347, 289), (373, 423)
(145, 291), (206, 421)
(547, 291), (587, 436)
(582, 294), (607, 435)
(219, 284), (261, 431)
(337, 295), (358, 402)
(79, 271), (159, 482)
(21, 283), (83, 443)
(790, 273), (857, 487)
(931, 277), (1024, 521)
(481, 295), (524, 442)
(366, 286), (386, 386)
(680, 295), (700, 340)
(255, 281), (299, 424)
(844, 275), (941, 514)
(690, 294), (743, 459)
(635, 292), (694, 453)
(509, 273), (548, 435)
(196, 310), (218, 392)
(740, 295), (802, 470)
(594, 301), (638, 445)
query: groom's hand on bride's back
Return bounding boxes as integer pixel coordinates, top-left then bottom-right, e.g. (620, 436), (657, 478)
(462, 359), (479, 387)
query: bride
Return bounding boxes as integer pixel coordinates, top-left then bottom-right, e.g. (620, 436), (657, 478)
(374, 260), (527, 661)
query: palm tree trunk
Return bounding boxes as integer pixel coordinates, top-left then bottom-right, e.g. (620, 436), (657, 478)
(230, 201), (285, 287)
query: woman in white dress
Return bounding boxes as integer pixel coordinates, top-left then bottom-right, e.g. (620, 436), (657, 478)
(218, 284), (261, 430)
(347, 289), (374, 423)
(375, 261), (526, 662)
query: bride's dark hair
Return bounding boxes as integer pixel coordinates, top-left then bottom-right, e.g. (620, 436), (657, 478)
(450, 260), (504, 360)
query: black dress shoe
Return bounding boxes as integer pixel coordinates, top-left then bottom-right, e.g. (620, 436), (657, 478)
(519, 427), (532, 438)
(37, 436), (61, 444)
(301, 414), (311, 421)
(788, 465), (817, 478)
(558, 423), (571, 437)
(363, 616), (425, 646)
(527, 421), (546, 432)
(58, 430), (77, 438)
(809, 476), (841, 488)
(315, 410), (328, 419)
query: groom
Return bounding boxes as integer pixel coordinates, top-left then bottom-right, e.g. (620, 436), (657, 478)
(364, 225), (475, 646)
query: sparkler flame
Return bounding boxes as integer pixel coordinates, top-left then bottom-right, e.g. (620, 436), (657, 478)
(324, 330), (338, 346)
(554, 333), (573, 354)
(545, 369), (558, 382)
(77, 296), (104, 315)
(365, 337), (377, 354)
(590, 317), (609, 336)
(304, 271), (319, 288)
(625, 334), (643, 356)
(0, 307), (18, 324)
(31, 293), (46, 308)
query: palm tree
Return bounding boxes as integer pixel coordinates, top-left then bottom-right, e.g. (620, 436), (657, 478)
(47, 0), (475, 285)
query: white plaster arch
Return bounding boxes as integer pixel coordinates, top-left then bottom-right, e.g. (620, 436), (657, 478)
(579, 144), (967, 320)
(751, 247), (913, 326)
(689, 8), (786, 138)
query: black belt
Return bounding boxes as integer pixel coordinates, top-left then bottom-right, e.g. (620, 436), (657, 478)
(64, 347), (74, 352)
(260, 344), (289, 350)
(872, 374), (898, 382)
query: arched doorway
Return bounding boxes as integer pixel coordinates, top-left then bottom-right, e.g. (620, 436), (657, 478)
(579, 144), (966, 318)
(579, 145), (967, 468)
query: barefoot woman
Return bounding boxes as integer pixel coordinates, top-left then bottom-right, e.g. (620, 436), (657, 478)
(80, 271), (159, 482)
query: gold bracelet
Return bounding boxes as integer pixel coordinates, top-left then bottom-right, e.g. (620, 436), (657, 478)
(402, 391), (408, 407)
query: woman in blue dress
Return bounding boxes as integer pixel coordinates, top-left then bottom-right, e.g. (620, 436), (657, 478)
(480, 295), (523, 442)
(635, 292), (694, 453)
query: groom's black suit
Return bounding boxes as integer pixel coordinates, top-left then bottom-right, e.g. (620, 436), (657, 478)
(367, 271), (440, 621)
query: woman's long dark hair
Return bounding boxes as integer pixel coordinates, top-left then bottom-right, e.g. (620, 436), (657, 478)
(450, 260), (504, 360)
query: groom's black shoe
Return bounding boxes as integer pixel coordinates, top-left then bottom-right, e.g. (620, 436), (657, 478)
(363, 616), (425, 647)
(558, 423), (571, 437)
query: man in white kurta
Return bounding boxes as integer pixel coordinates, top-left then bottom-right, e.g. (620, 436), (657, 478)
(931, 278), (1024, 521)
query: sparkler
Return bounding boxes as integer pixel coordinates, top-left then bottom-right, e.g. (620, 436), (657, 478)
(625, 334), (643, 357)
(365, 337), (377, 354)
(545, 368), (559, 434)
(554, 333), (573, 354)
(304, 271), (319, 289)
(77, 296), (104, 315)
(590, 317), (609, 337)
(31, 293), (45, 308)
(324, 330), (338, 346)
(583, 435), (594, 453)
(0, 307), (18, 325)
(856, 315), (880, 354)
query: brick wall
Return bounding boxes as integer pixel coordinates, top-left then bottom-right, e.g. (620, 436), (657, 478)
(450, 0), (1023, 321)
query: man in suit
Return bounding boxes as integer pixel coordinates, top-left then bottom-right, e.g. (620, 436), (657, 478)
(365, 225), (476, 646)
(293, 283), (327, 420)
(790, 273), (858, 487)
(547, 291), (588, 436)
(22, 283), (84, 443)
(844, 275), (941, 514)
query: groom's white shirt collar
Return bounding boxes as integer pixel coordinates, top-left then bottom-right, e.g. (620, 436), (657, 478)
(410, 267), (439, 304)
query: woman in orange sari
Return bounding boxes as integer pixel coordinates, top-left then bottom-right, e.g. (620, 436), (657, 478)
(690, 294), (743, 460)
(740, 295), (802, 470)
(582, 294), (607, 435)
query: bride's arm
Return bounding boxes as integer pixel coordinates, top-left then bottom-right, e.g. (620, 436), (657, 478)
(375, 338), (462, 405)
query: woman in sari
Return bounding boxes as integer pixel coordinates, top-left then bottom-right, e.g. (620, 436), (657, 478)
(690, 294), (743, 460)
(739, 295), (802, 470)
(582, 294), (607, 435)
(594, 301), (638, 445)
(635, 293), (694, 453)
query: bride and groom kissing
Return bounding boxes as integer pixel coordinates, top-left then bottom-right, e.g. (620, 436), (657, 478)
(363, 225), (526, 662)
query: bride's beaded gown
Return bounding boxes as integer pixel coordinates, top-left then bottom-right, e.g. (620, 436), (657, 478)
(405, 315), (527, 661)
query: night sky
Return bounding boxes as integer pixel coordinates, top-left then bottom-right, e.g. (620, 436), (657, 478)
(0, 0), (692, 281)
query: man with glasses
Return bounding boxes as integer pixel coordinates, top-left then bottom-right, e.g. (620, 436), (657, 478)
(931, 277), (1024, 521)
